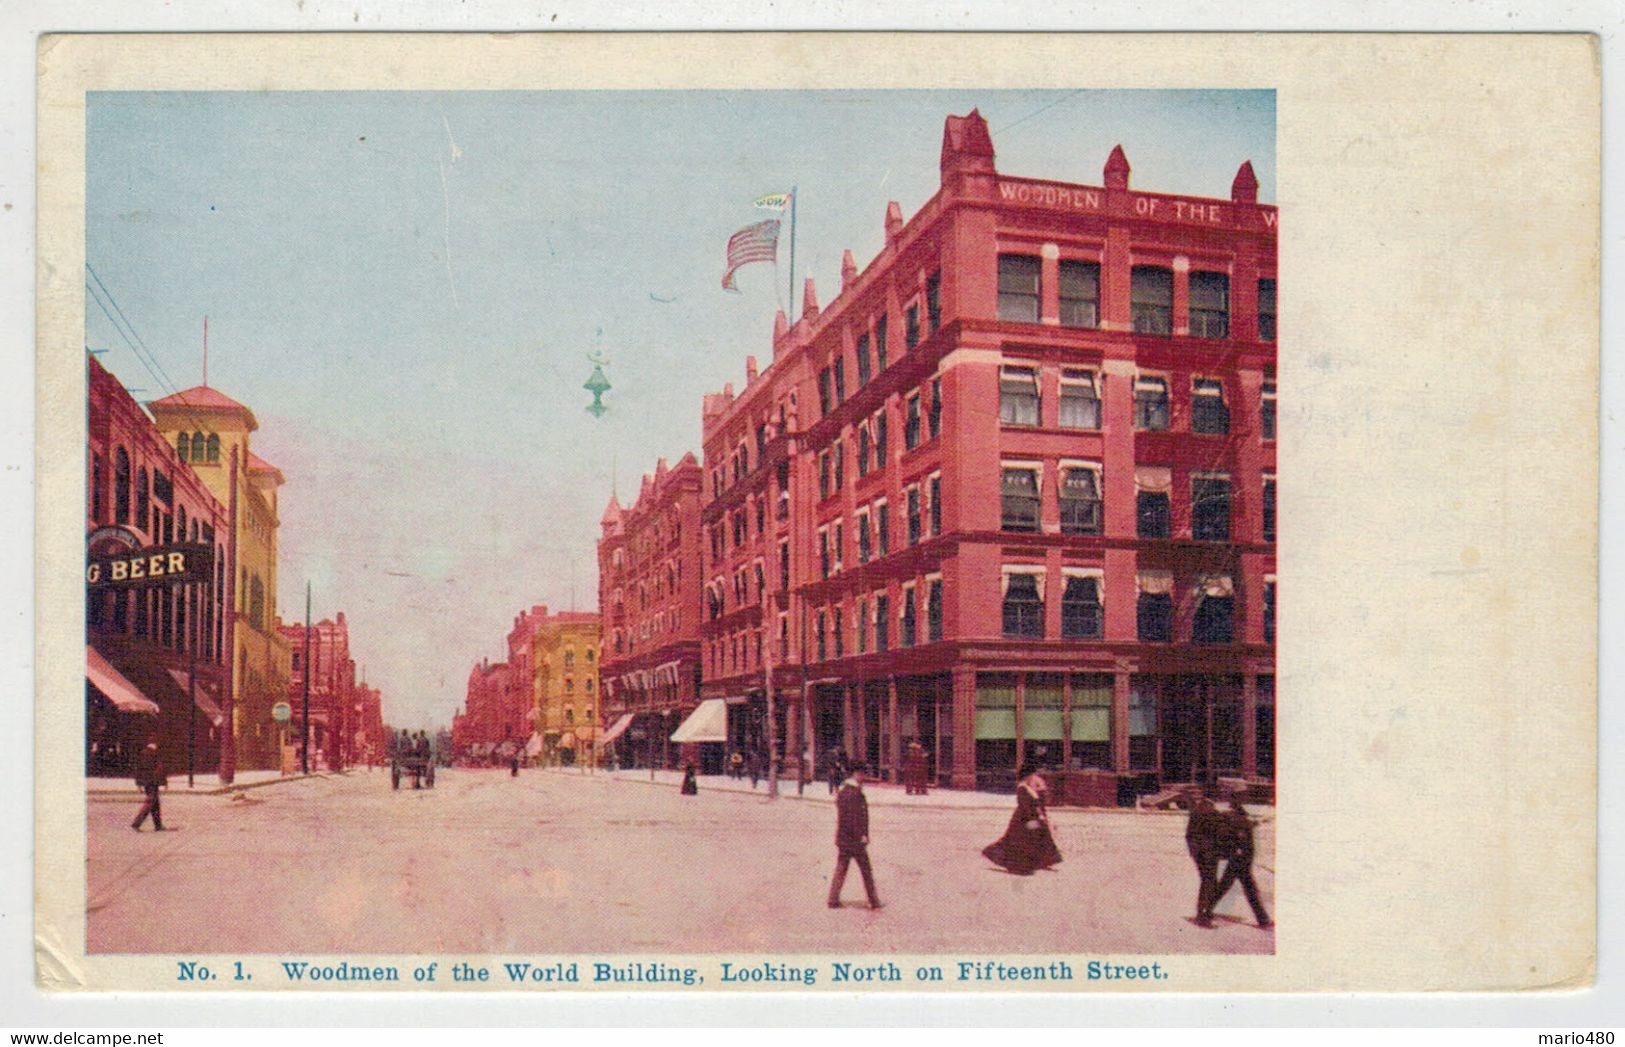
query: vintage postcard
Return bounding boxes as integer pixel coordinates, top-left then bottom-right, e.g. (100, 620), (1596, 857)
(35, 33), (1598, 994)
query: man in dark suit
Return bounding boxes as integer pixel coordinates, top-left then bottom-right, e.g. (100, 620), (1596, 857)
(827, 770), (882, 909)
(131, 740), (166, 832)
(1185, 790), (1224, 927)
(1213, 801), (1272, 928)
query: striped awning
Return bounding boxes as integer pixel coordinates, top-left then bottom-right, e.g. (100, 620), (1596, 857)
(87, 646), (160, 715)
(598, 712), (636, 748)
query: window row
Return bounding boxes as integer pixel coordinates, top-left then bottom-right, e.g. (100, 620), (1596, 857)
(999, 569), (1275, 645)
(818, 474), (941, 579)
(816, 270), (942, 420)
(997, 253), (1276, 343)
(174, 430), (222, 465)
(1001, 463), (1275, 544)
(813, 576), (945, 661)
(1000, 366), (1276, 439)
(817, 377), (944, 500)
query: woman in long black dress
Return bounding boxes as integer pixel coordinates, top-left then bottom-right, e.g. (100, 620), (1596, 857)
(982, 763), (1063, 874)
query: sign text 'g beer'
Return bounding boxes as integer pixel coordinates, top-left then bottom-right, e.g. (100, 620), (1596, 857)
(86, 542), (215, 588)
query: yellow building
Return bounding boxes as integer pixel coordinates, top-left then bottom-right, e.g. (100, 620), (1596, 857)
(148, 384), (290, 773)
(530, 613), (602, 766)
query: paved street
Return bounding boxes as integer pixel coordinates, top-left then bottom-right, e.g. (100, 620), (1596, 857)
(88, 769), (1273, 955)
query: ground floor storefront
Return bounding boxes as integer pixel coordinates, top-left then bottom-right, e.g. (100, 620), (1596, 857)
(711, 647), (1273, 798)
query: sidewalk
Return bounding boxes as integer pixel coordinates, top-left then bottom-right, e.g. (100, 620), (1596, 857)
(538, 765), (1264, 817)
(87, 769), (337, 797)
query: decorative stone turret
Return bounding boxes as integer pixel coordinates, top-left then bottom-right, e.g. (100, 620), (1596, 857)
(1104, 144), (1131, 190)
(802, 277), (819, 321)
(841, 249), (857, 290)
(1231, 160), (1259, 204)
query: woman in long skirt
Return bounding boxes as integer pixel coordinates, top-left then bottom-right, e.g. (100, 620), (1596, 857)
(982, 763), (1063, 875)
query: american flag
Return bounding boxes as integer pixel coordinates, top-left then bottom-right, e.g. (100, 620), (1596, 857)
(721, 219), (781, 292)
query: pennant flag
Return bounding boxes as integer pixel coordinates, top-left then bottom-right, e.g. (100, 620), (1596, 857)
(753, 192), (792, 212)
(721, 219), (781, 292)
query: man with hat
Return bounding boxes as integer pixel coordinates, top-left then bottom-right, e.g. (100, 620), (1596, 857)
(827, 768), (882, 910)
(131, 740), (167, 832)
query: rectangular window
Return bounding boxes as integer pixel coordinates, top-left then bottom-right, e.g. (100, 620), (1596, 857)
(1058, 259), (1100, 328)
(997, 254), (1041, 323)
(1137, 490), (1171, 539)
(1059, 466), (1103, 535)
(1264, 580), (1276, 643)
(818, 368), (832, 417)
(779, 541), (790, 589)
(1002, 572), (1044, 638)
(817, 611), (827, 661)
(834, 443), (844, 490)
(1192, 475), (1232, 541)
(875, 411), (888, 469)
(876, 500), (890, 556)
(834, 608), (845, 658)
(1061, 576), (1103, 639)
(1133, 375), (1170, 431)
(929, 473), (941, 536)
(1258, 278), (1276, 342)
(1131, 265), (1174, 335)
(904, 394), (921, 450)
(834, 520), (845, 572)
(857, 599), (868, 654)
(1191, 378), (1230, 435)
(929, 377), (942, 438)
(858, 425), (871, 478)
(901, 586), (917, 647)
(1024, 675), (1065, 768)
(1188, 271), (1230, 339)
(833, 357), (846, 403)
(1262, 380), (1277, 441)
(999, 366), (1040, 426)
(819, 451), (831, 501)
(1263, 476), (1276, 543)
(1129, 678), (1159, 769)
(906, 486), (922, 545)
(927, 578), (943, 641)
(975, 673), (1018, 776)
(905, 303), (921, 348)
(875, 595), (890, 652)
(1137, 591), (1173, 642)
(819, 529), (830, 579)
(857, 511), (872, 564)
(1000, 467), (1040, 533)
(1059, 369), (1101, 430)
(875, 316), (888, 370)
(856, 333), (872, 385)
(926, 272), (941, 332)
(1071, 673), (1112, 769)
(1193, 592), (1235, 644)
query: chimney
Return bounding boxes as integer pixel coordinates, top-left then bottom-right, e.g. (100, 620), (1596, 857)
(841, 249), (857, 290)
(1231, 160), (1259, 204)
(1104, 145), (1131, 190)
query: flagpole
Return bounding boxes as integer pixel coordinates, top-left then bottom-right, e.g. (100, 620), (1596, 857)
(788, 186), (798, 320)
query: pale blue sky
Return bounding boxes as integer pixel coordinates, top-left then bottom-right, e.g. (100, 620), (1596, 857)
(86, 89), (1274, 728)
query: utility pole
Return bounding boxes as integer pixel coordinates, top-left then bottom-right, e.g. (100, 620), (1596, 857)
(302, 582), (311, 775)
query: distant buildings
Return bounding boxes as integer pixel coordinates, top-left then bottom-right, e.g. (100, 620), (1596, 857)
(596, 454), (705, 771)
(451, 606), (601, 766)
(611, 110), (1276, 793)
(279, 611), (387, 770)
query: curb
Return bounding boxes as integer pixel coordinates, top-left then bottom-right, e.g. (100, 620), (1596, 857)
(87, 770), (342, 799)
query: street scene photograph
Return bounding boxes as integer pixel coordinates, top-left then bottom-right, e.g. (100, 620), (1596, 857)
(80, 87), (1278, 960)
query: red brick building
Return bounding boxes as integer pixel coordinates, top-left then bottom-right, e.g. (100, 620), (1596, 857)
(279, 612), (358, 770)
(596, 454), (706, 770)
(451, 657), (514, 762)
(86, 354), (230, 778)
(697, 110), (1275, 791)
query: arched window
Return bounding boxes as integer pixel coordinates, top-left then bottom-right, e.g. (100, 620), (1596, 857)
(135, 467), (150, 531)
(91, 454), (105, 523)
(206, 434), (220, 462)
(177, 432), (190, 461)
(113, 448), (131, 524)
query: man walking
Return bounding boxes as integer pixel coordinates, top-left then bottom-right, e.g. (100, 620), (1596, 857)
(131, 740), (166, 832)
(826, 769), (882, 910)
(1185, 789), (1223, 927)
(1212, 800), (1273, 929)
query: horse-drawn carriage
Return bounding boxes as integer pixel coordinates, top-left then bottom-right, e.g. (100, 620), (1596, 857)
(390, 733), (436, 790)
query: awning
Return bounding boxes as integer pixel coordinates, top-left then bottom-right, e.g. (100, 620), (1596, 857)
(670, 698), (729, 744)
(167, 669), (224, 727)
(598, 712), (635, 748)
(87, 646), (160, 715)
(524, 733), (543, 757)
(559, 731), (577, 749)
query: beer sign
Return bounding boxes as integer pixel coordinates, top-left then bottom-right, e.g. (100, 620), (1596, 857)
(86, 542), (214, 588)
